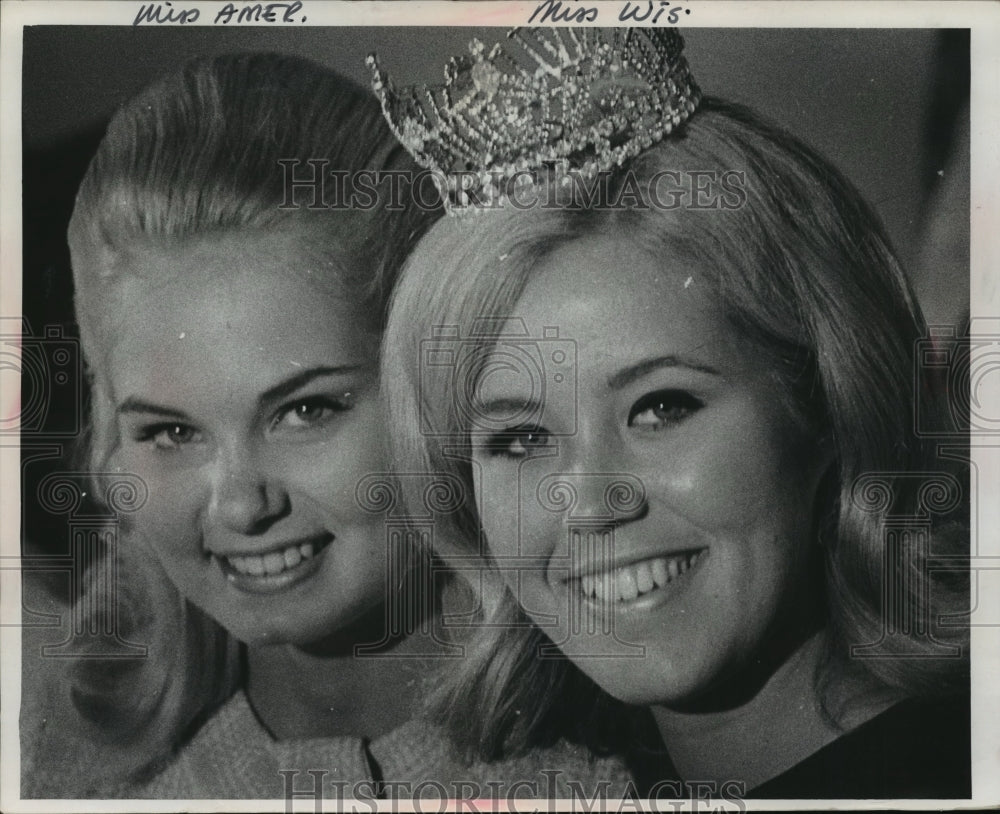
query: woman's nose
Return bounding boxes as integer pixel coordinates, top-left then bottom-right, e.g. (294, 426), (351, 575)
(208, 455), (290, 534)
(537, 430), (647, 525)
(537, 470), (648, 525)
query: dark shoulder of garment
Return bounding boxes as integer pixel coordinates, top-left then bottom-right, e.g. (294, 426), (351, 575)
(750, 693), (971, 799)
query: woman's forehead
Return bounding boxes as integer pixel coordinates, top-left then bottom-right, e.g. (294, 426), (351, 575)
(469, 240), (756, 390)
(89, 231), (371, 361)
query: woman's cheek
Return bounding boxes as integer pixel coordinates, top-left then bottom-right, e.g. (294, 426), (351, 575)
(293, 408), (389, 498)
(477, 474), (523, 556)
(650, 435), (790, 526)
(283, 442), (376, 519)
(125, 462), (204, 554)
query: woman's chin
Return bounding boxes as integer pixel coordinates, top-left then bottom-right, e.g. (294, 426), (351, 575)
(223, 617), (337, 650)
(577, 661), (716, 709)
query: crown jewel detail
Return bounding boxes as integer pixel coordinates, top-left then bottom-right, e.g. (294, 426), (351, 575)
(367, 28), (701, 214)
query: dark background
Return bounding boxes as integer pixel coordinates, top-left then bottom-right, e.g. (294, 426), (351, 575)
(19, 27), (970, 564)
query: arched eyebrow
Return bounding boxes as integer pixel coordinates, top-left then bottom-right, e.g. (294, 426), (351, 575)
(117, 398), (188, 419)
(472, 397), (542, 421)
(116, 365), (365, 419)
(258, 365), (365, 406)
(607, 355), (720, 390)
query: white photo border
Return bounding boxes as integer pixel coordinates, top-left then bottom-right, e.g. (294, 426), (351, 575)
(2, 2), (998, 811)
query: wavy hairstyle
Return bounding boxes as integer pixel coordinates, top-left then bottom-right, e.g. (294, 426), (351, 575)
(49, 52), (438, 795)
(381, 98), (969, 764)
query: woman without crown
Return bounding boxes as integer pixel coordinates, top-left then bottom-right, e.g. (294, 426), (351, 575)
(376, 29), (971, 798)
(20, 52), (444, 799)
(23, 50), (633, 802)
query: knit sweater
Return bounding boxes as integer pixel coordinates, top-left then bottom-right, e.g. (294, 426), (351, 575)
(126, 690), (633, 800)
(20, 575), (632, 802)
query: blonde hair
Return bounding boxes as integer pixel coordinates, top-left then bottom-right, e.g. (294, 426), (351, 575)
(57, 52), (437, 792)
(382, 98), (969, 762)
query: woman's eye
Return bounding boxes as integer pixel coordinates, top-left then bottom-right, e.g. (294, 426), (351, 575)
(483, 426), (553, 458)
(628, 390), (703, 430)
(140, 424), (203, 451)
(271, 396), (352, 432)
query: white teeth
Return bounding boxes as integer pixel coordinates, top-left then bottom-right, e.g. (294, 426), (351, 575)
(651, 558), (669, 587)
(578, 551), (704, 603)
(223, 540), (324, 577)
(616, 568), (639, 602)
(263, 551), (285, 575)
(284, 546), (302, 569)
(635, 561), (655, 594)
(593, 574), (606, 602)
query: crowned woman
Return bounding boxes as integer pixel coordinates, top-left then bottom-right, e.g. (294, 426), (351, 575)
(372, 27), (971, 799)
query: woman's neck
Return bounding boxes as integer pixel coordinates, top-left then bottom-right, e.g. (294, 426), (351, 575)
(651, 631), (894, 791)
(244, 602), (446, 742)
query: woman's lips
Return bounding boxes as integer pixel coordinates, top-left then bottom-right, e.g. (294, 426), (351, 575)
(570, 548), (707, 605)
(212, 533), (334, 594)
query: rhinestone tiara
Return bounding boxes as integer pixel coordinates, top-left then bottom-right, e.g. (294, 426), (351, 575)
(367, 28), (701, 214)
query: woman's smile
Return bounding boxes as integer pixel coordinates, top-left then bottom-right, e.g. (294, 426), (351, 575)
(212, 531), (335, 594)
(473, 234), (829, 706)
(107, 233), (393, 646)
(566, 547), (708, 609)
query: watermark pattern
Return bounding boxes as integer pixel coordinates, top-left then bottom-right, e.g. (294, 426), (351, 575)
(940, 448), (1000, 631)
(279, 768), (748, 811)
(532, 472), (648, 658)
(419, 319), (577, 438)
(354, 472), (466, 657)
(23, 472), (149, 658)
(914, 317), (1000, 438)
(2, 317), (83, 437)
(278, 161), (749, 214)
(849, 471), (965, 659)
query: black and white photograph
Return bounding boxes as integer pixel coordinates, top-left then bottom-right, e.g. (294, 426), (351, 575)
(2, 2), (997, 809)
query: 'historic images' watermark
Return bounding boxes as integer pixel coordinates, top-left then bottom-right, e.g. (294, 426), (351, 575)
(279, 161), (749, 213)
